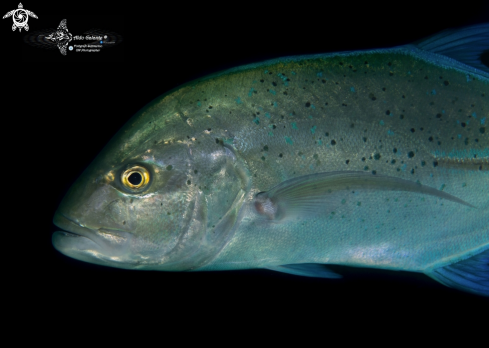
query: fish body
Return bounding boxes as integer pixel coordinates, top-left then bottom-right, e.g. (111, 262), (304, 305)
(53, 24), (489, 296)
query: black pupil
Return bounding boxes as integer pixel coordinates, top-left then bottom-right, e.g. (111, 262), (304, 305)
(128, 172), (142, 185)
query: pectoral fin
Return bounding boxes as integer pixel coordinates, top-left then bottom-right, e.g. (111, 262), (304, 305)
(253, 171), (474, 221)
(266, 263), (342, 279)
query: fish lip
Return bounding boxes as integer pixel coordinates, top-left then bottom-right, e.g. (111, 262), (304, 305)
(53, 212), (98, 244)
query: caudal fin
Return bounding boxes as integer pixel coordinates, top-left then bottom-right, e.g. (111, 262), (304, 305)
(427, 248), (489, 296)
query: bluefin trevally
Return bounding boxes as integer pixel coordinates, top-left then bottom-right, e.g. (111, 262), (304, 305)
(52, 23), (489, 296)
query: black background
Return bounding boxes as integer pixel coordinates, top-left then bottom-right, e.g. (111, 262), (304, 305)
(4, 1), (489, 328)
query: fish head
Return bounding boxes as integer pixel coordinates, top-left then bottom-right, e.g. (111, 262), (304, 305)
(53, 94), (249, 271)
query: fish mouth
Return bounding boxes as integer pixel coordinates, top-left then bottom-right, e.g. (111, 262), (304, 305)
(52, 212), (102, 260)
(52, 212), (135, 268)
(53, 212), (96, 239)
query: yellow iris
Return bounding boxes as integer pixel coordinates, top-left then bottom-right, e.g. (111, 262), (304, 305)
(121, 165), (150, 190)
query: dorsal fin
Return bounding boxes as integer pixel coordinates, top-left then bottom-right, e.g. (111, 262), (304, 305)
(415, 23), (489, 74)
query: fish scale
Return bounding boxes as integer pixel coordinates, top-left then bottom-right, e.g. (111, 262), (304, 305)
(52, 24), (489, 296)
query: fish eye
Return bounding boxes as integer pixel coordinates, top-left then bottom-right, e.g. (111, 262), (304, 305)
(121, 165), (150, 190)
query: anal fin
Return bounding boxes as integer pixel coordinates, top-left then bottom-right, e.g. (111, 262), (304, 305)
(427, 248), (489, 297)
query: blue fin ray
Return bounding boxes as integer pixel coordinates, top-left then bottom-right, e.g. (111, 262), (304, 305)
(427, 248), (489, 296)
(415, 23), (489, 74)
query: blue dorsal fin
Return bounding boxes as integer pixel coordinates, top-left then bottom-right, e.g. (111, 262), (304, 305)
(415, 23), (489, 74)
(427, 248), (489, 297)
(266, 263), (342, 279)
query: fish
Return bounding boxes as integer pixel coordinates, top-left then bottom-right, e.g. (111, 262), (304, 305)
(52, 23), (489, 296)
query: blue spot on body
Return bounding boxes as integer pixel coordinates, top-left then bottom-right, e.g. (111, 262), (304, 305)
(310, 125), (317, 134)
(311, 104), (315, 109)
(350, 87), (355, 93)
(318, 139), (323, 145)
(197, 101), (201, 107)
(273, 102), (278, 108)
(317, 72), (323, 77)
(472, 112), (477, 118)
(284, 136), (293, 145)
(252, 80), (257, 84)
(442, 109), (445, 114)
(235, 97), (242, 105)
(291, 71), (296, 75)
(387, 129), (395, 136)
(248, 88), (254, 97)
(308, 115), (313, 119)
(264, 70), (268, 74)
(408, 71), (411, 75)
(291, 122), (298, 129)
(458, 134), (462, 139)
(401, 164), (407, 172)
(456, 120), (460, 124)
(265, 112), (271, 119)
(431, 89), (436, 95)
(379, 120), (385, 126)
(253, 117), (260, 125)
(268, 131), (274, 136)
(310, 164), (314, 170)
(466, 74), (471, 82)
(269, 89), (276, 95)
(482, 117), (486, 125)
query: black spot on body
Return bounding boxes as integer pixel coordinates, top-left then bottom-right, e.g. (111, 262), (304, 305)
(331, 140), (336, 145)
(374, 153), (381, 160)
(305, 102), (311, 107)
(408, 151), (415, 158)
